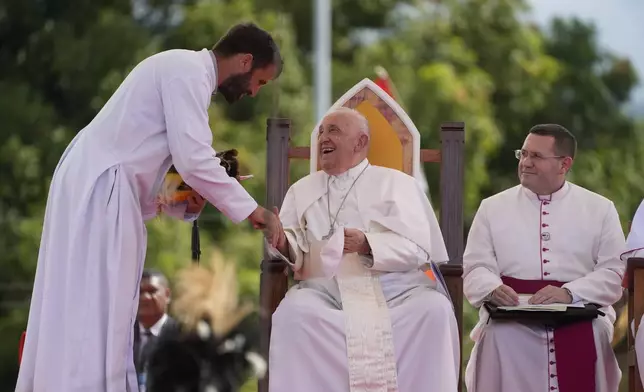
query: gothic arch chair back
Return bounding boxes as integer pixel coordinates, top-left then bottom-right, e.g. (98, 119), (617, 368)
(259, 78), (465, 391)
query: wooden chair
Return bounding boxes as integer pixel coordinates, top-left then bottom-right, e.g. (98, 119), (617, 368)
(627, 257), (644, 392)
(258, 79), (465, 391)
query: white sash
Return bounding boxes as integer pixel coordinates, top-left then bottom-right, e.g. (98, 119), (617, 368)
(311, 237), (399, 392)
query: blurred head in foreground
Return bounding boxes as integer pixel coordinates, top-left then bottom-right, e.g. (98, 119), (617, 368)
(145, 252), (265, 392)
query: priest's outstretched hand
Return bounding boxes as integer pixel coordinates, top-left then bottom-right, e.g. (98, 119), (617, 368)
(248, 206), (282, 248)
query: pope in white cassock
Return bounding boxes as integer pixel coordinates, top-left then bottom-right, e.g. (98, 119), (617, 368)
(268, 108), (460, 392)
(16, 23), (283, 392)
(621, 199), (644, 387)
(463, 124), (626, 392)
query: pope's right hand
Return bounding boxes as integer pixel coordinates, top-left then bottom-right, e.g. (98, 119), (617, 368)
(489, 284), (520, 306)
(271, 206), (288, 254)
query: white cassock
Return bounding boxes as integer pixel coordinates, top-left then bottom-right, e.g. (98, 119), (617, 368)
(268, 159), (460, 392)
(463, 182), (626, 392)
(622, 199), (644, 388)
(15, 49), (257, 392)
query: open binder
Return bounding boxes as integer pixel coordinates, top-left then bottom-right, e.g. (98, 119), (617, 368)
(484, 302), (604, 327)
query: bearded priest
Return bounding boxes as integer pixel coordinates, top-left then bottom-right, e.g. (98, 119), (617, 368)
(16, 23), (283, 392)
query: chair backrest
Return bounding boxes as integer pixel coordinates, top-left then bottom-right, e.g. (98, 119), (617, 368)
(309, 79), (421, 178)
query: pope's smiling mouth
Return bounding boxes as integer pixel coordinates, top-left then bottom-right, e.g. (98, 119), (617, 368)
(321, 147), (335, 155)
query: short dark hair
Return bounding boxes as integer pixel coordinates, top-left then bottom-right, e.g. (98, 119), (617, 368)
(529, 124), (577, 159)
(213, 22), (283, 78)
(142, 268), (169, 288)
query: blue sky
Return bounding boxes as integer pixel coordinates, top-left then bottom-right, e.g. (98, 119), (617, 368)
(527, 0), (644, 110)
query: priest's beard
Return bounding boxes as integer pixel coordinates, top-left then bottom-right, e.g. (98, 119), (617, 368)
(218, 72), (252, 103)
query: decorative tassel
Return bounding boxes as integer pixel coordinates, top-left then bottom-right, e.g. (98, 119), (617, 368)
(145, 252), (265, 392)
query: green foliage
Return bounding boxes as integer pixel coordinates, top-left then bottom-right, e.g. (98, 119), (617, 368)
(0, 0), (641, 390)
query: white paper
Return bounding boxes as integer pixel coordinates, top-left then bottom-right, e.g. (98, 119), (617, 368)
(264, 238), (290, 263)
(497, 294), (585, 312)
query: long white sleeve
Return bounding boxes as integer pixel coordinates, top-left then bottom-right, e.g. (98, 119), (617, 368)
(562, 202), (626, 306)
(463, 201), (503, 308)
(278, 187), (306, 271)
(365, 230), (428, 272)
(161, 76), (257, 223)
(622, 199), (644, 261)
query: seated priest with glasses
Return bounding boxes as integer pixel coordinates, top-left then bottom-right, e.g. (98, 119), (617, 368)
(463, 124), (626, 392)
(267, 107), (460, 392)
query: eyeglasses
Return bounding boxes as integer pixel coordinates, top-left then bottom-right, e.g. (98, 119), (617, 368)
(514, 149), (566, 161)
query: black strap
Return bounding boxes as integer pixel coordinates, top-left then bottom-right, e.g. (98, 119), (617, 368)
(191, 220), (201, 263)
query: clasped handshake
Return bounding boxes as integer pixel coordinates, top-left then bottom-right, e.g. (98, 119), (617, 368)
(247, 206), (371, 256)
(489, 284), (573, 306)
(247, 206), (284, 250)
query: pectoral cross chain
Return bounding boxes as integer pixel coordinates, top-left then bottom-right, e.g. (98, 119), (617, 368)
(322, 164), (369, 240)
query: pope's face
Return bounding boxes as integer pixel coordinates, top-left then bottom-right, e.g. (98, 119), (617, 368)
(317, 112), (367, 175)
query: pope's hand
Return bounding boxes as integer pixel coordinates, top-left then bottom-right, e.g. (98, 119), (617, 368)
(343, 228), (371, 254)
(489, 284), (520, 306)
(248, 206), (282, 248)
(528, 285), (572, 305)
(271, 207), (288, 254)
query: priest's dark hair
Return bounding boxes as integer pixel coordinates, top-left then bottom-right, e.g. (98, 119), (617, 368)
(529, 124), (577, 159)
(213, 22), (283, 78)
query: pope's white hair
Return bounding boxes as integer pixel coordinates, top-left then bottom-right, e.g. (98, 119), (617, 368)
(326, 107), (370, 139)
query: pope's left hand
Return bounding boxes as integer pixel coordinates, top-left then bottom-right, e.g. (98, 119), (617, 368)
(343, 228), (371, 255)
(528, 285), (572, 305)
(185, 191), (207, 214)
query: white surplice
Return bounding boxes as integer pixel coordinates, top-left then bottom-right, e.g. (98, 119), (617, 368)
(16, 49), (257, 392)
(269, 159), (459, 392)
(463, 182), (626, 392)
(622, 199), (644, 387)
(622, 199), (644, 261)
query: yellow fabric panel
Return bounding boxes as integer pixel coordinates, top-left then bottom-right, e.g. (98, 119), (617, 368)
(353, 101), (404, 172)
